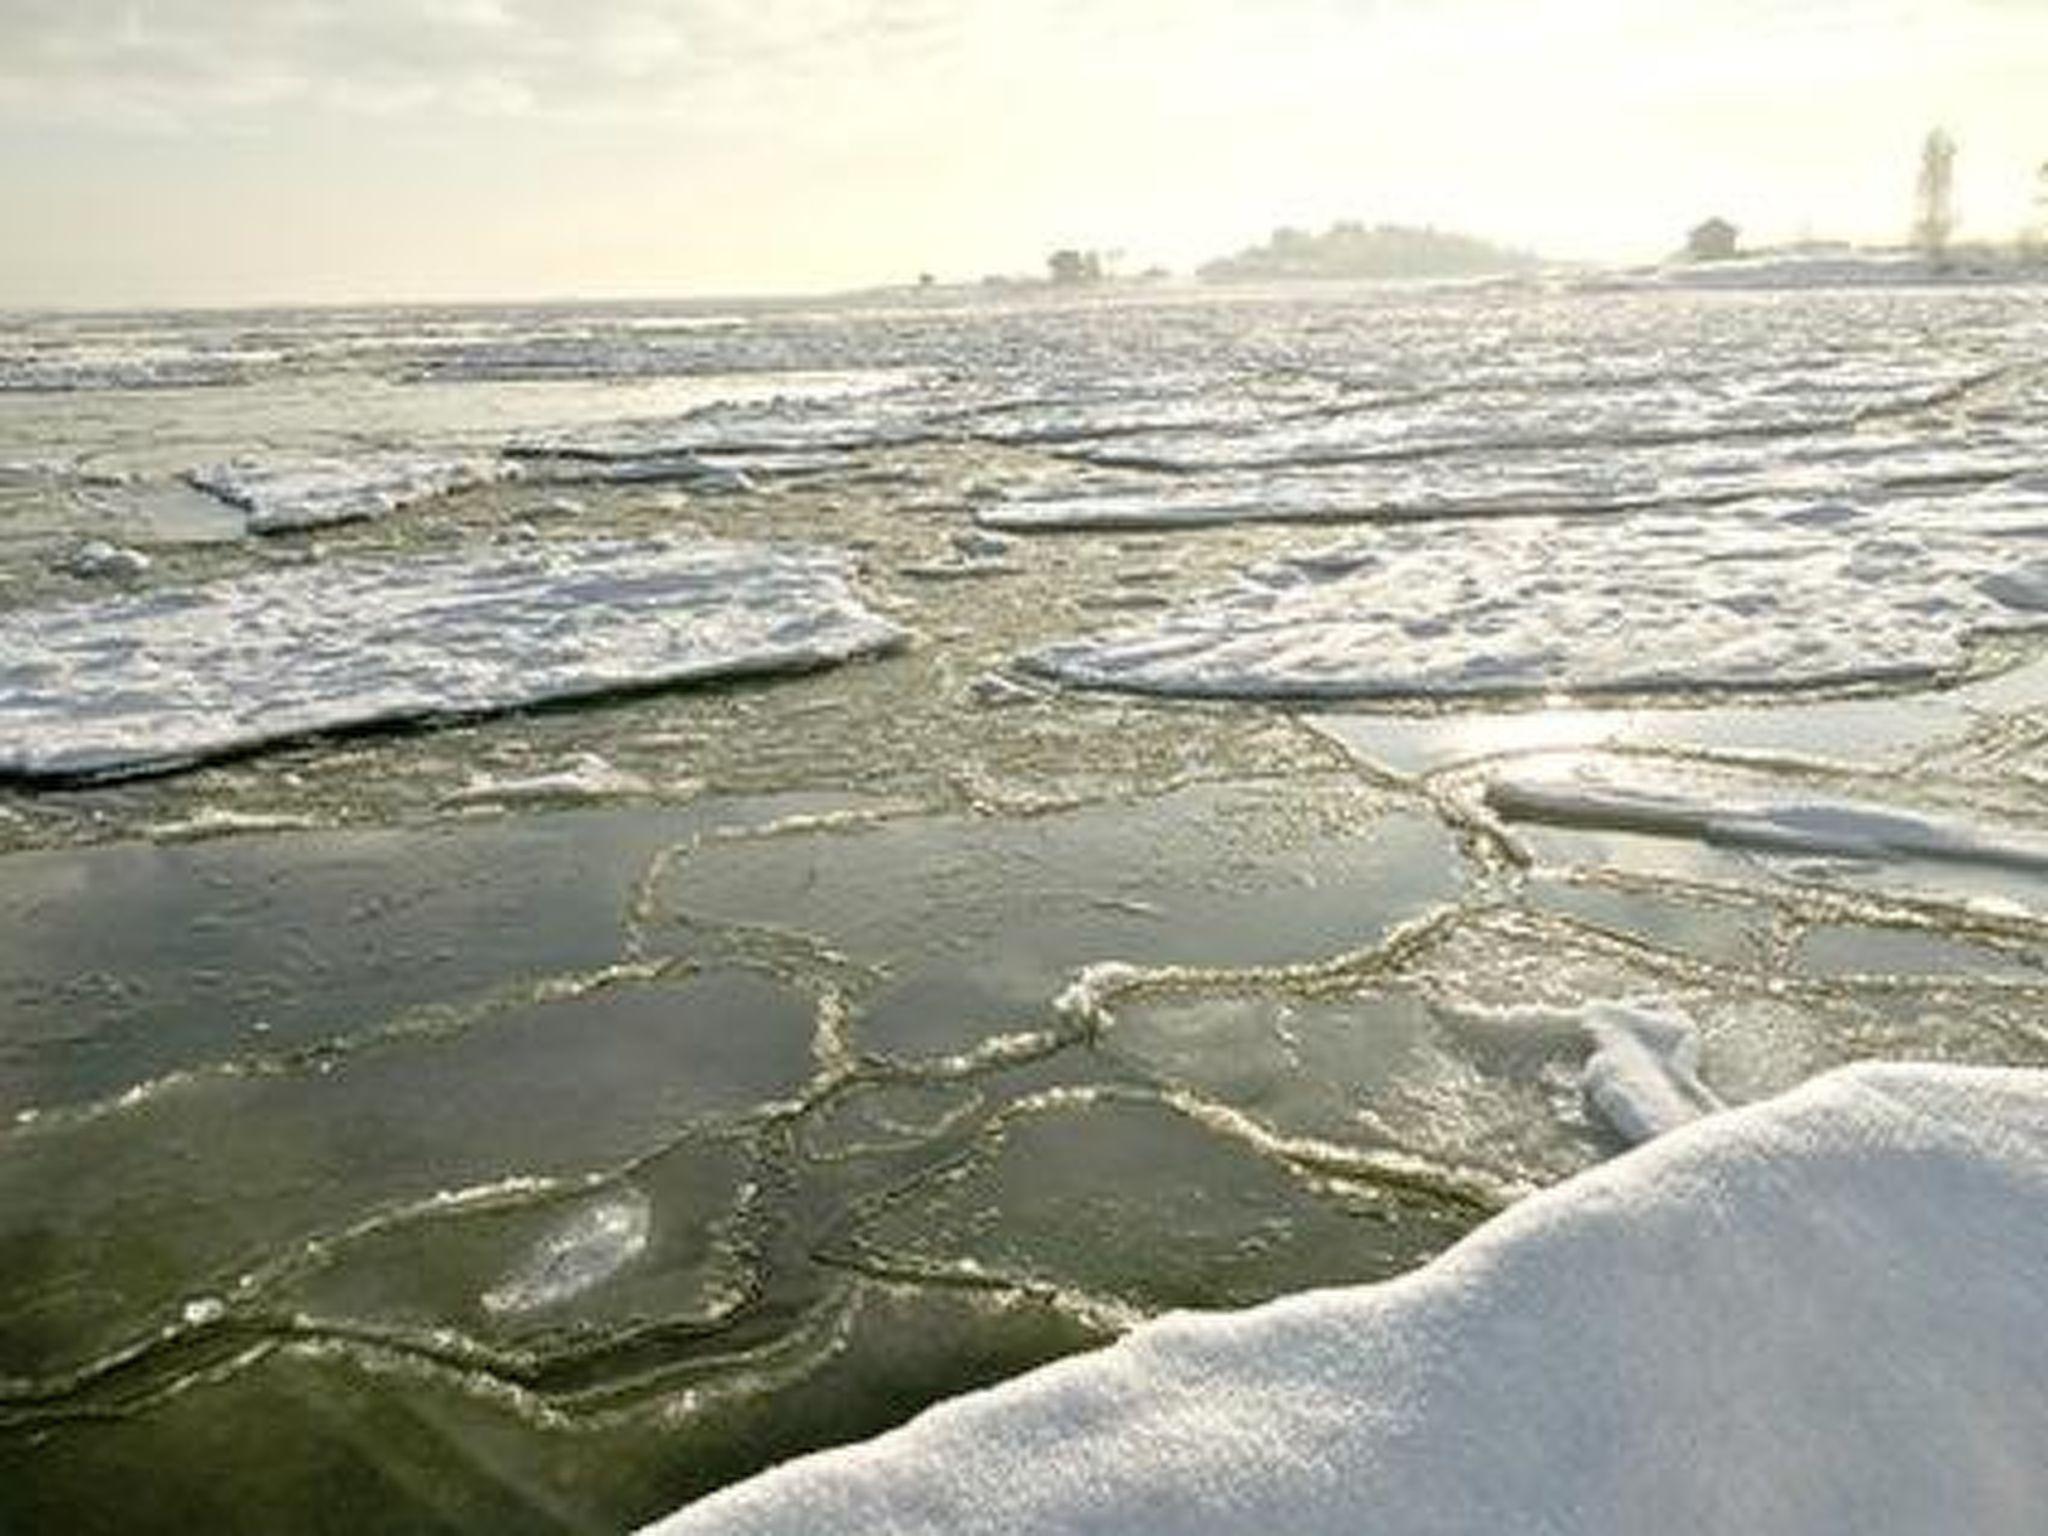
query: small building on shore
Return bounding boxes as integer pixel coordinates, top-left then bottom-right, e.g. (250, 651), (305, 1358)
(1685, 218), (1740, 262)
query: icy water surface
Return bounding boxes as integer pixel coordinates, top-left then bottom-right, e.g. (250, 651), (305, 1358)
(6, 281), (2048, 1532)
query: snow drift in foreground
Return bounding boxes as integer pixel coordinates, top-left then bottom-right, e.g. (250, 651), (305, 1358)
(0, 537), (904, 781)
(645, 1062), (2048, 1536)
(1022, 492), (2048, 700)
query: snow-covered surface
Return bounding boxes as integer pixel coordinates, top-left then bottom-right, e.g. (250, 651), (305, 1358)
(1023, 488), (2048, 700)
(184, 452), (514, 532)
(645, 1062), (2048, 1536)
(0, 537), (904, 780)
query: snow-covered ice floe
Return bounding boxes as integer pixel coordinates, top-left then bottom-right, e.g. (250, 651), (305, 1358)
(0, 537), (904, 781)
(975, 432), (2048, 534)
(184, 452), (515, 532)
(1022, 490), (2048, 700)
(643, 1062), (2048, 1536)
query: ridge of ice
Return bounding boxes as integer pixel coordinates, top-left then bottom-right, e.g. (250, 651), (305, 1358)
(0, 537), (905, 781)
(1578, 1001), (1724, 1143)
(1440, 997), (1724, 1145)
(184, 453), (515, 533)
(1487, 769), (2048, 872)
(643, 1062), (2048, 1535)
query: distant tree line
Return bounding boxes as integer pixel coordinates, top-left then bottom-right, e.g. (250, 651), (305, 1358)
(1198, 221), (1540, 283)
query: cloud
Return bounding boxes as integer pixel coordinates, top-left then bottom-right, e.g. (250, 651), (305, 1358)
(0, 0), (971, 126)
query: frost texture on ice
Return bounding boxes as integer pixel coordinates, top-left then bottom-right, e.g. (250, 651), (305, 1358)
(184, 453), (514, 532)
(481, 1188), (653, 1316)
(0, 537), (904, 781)
(645, 1063), (2048, 1536)
(1022, 491), (2048, 700)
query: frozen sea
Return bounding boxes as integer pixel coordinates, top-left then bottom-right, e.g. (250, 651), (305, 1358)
(5, 277), (2048, 1532)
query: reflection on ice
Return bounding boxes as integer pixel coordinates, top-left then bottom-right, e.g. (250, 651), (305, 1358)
(482, 1187), (654, 1316)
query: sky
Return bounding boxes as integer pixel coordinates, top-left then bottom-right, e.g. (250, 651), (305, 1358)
(1, 0), (2044, 307)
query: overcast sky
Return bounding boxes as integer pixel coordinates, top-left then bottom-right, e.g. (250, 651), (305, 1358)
(2, 0), (2043, 307)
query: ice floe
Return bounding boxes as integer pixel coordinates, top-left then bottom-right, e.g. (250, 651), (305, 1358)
(184, 452), (514, 533)
(644, 1062), (2048, 1536)
(52, 539), (152, 579)
(976, 429), (2048, 533)
(1046, 363), (1996, 475)
(0, 537), (904, 781)
(0, 351), (259, 393)
(1022, 488), (2048, 700)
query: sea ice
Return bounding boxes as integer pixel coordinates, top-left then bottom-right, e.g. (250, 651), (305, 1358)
(184, 452), (514, 533)
(1022, 489), (2048, 700)
(643, 1062), (2048, 1536)
(0, 537), (905, 781)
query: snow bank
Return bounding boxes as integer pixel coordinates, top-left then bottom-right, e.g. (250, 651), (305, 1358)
(644, 1062), (2048, 1535)
(1022, 491), (2048, 700)
(0, 538), (904, 781)
(184, 452), (513, 532)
